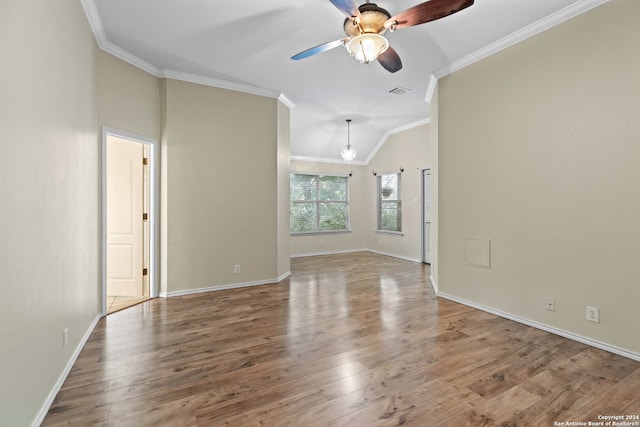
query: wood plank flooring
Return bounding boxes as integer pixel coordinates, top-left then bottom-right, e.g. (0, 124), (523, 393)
(43, 252), (640, 426)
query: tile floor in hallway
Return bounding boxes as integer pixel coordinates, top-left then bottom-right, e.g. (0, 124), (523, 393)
(106, 295), (149, 314)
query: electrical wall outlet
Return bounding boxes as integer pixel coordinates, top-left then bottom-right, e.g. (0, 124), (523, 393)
(586, 306), (599, 323)
(234, 265), (241, 274)
(545, 297), (555, 312)
(63, 328), (69, 349)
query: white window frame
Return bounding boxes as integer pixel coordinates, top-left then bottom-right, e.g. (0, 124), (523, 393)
(290, 173), (351, 235)
(376, 172), (402, 234)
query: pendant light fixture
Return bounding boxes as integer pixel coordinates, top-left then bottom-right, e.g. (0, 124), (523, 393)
(341, 119), (357, 163)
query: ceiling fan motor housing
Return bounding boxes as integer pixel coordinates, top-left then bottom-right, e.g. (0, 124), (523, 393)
(343, 3), (392, 36)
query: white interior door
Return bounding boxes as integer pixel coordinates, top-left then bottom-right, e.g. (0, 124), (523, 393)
(422, 169), (432, 264)
(107, 136), (144, 296)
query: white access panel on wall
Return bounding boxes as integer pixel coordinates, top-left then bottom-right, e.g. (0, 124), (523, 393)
(465, 237), (491, 268)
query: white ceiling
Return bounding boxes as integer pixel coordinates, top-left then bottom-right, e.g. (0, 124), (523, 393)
(86, 0), (601, 164)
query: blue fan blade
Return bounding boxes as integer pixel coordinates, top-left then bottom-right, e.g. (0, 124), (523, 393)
(329, 0), (359, 17)
(291, 39), (344, 60)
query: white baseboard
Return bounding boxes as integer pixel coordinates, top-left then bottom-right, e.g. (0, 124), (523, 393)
(429, 274), (438, 294)
(159, 248), (420, 298)
(437, 291), (640, 362)
(277, 271), (291, 282)
(366, 249), (420, 263)
(290, 249), (421, 264)
(160, 276), (286, 298)
(291, 249), (420, 263)
(32, 314), (101, 427)
(290, 248), (368, 258)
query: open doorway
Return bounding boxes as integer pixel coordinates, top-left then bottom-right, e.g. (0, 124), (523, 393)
(102, 129), (158, 315)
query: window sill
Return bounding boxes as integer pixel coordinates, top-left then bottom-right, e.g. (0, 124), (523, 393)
(375, 230), (404, 236)
(291, 230), (352, 237)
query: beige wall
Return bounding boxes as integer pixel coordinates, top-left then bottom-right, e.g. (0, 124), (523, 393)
(98, 55), (285, 295)
(98, 51), (162, 303)
(97, 50), (161, 141)
(367, 124), (431, 261)
(0, 1), (100, 425)
(438, 0), (640, 353)
(290, 161), (368, 256)
(277, 102), (291, 277)
(162, 79), (279, 293)
(430, 88), (439, 290)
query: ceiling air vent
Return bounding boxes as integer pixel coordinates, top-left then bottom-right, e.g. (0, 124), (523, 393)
(388, 87), (410, 95)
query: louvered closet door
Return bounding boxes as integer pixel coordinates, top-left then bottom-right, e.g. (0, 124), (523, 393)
(423, 169), (431, 264)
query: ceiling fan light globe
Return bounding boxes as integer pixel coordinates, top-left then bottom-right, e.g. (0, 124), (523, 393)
(346, 34), (389, 64)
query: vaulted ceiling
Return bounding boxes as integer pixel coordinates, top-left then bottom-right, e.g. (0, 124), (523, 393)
(84, 0), (603, 164)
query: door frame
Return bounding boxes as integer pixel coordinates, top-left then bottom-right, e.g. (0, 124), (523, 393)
(101, 127), (159, 316)
(420, 168), (432, 264)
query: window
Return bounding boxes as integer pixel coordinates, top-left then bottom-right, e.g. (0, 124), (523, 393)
(377, 173), (402, 232)
(290, 174), (349, 233)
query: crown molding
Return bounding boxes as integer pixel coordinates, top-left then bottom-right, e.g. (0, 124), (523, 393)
(105, 41), (162, 76)
(434, 0), (611, 79)
(80, 0), (106, 48)
(290, 155), (367, 166)
(278, 94), (295, 109)
(82, 0), (160, 75)
(159, 69), (280, 99)
(424, 74), (438, 104)
(82, 0), (285, 100)
(363, 118), (431, 165)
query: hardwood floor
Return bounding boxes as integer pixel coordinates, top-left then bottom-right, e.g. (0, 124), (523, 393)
(43, 252), (640, 426)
